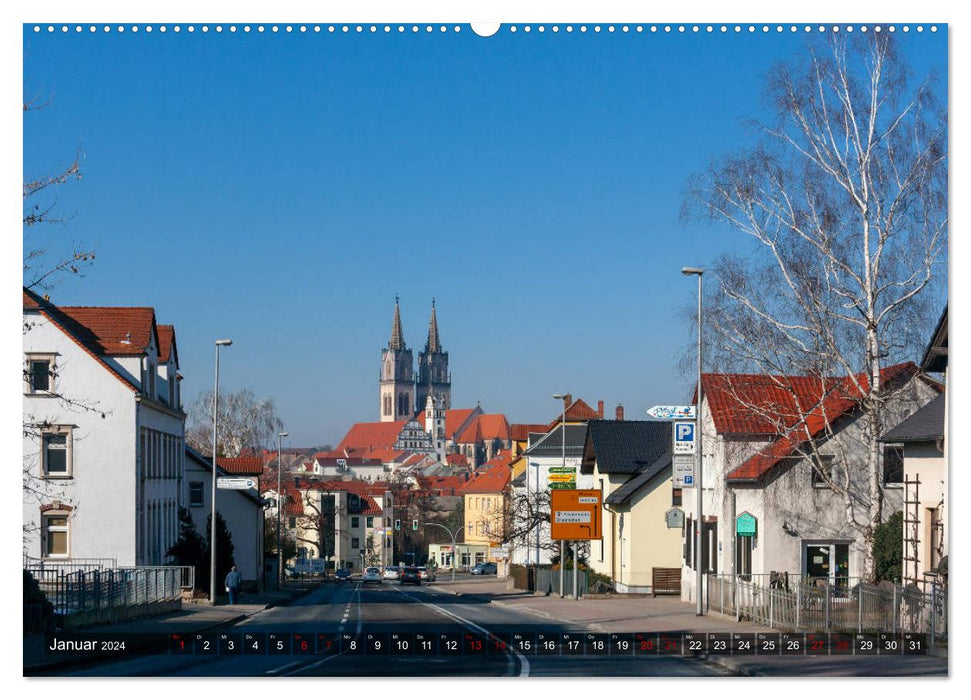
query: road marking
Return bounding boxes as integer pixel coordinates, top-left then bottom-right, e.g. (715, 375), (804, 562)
(392, 588), (529, 677)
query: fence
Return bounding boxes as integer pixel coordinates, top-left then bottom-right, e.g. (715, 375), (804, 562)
(22, 555), (117, 573)
(26, 566), (191, 626)
(707, 574), (947, 644)
(534, 567), (588, 597)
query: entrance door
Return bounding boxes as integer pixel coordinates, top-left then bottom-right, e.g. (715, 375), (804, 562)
(806, 545), (830, 581)
(804, 542), (850, 586)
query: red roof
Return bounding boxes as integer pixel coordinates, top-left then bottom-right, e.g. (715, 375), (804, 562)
(455, 414), (510, 444)
(721, 362), (922, 482)
(510, 424), (547, 441)
(157, 325), (176, 364)
(336, 420), (406, 452)
(445, 408), (477, 439)
(464, 463), (511, 494)
(56, 306), (159, 357)
(545, 399), (601, 431)
(217, 457), (264, 475)
(359, 447), (408, 463)
(417, 475), (469, 496)
(445, 453), (469, 467)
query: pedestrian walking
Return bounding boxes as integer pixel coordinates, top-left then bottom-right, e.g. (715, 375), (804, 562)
(225, 565), (242, 605)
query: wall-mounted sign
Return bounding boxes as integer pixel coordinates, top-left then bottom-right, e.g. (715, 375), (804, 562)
(673, 421), (696, 455)
(665, 508), (685, 529)
(736, 512), (757, 537)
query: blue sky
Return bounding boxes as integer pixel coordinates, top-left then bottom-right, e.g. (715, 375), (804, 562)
(22, 25), (947, 448)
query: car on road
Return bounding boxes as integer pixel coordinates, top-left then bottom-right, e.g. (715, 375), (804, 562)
(383, 566), (401, 581)
(362, 566), (382, 584)
(418, 566), (436, 582)
(400, 566), (422, 585)
(334, 568), (352, 582)
(470, 562), (497, 575)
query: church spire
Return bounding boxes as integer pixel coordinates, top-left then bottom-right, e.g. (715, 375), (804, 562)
(426, 297), (441, 353)
(389, 295), (405, 350)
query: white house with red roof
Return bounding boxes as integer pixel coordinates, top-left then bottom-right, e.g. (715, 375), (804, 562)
(23, 288), (186, 567)
(679, 362), (939, 604)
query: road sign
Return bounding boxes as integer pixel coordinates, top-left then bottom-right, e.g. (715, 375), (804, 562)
(647, 405), (697, 420)
(216, 477), (256, 490)
(673, 420), (696, 455)
(550, 489), (602, 540)
(672, 454), (695, 487)
(490, 546), (508, 558)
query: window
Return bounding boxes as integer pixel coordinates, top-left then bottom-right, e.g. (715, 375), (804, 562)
(189, 482), (204, 507)
(25, 355), (55, 393)
(735, 534), (753, 581)
(289, 517), (296, 528)
(366, 516), (374, 528)
(883, 445), (904, 486)
(42, 508), (71, 558)
(672, 488), (683, 507)
(351, 516), (360, 528)
(684, 518), (693, 569)
(351, 538), (360, 549)
(40, 428), (71, 478)
(811, 455), (834, 488)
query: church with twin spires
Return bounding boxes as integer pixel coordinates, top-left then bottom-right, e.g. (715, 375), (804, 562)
(380, 297), (451, 423)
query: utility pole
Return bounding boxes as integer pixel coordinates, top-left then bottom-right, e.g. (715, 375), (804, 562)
(682, 266), (705, 616)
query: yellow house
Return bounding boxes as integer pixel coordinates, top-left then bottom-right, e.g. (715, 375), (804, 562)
(581, 420), (683, 594)
(462, 455), (512, 568)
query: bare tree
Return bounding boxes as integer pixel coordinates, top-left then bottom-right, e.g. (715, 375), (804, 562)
(682, 33), (946, 580)
(186, 388), (283, 457)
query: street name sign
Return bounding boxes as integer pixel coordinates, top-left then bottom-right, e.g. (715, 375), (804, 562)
(672, 454), (695, 487)
(550, 489), (602, 540)
(217, 477), (256, 490)
(673, 420), (696, 455)
(647, 405), (697, 420)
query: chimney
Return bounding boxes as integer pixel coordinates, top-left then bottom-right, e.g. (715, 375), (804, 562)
(563, 394), (573, 408)
(615, 404), (625, 421)
(597, 400), (604, 418)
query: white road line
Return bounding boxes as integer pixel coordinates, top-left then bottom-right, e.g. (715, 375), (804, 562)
(392, 588), (530, 677)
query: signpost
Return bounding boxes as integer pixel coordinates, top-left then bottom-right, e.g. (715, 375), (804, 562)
(672, 454), (695, 487)
(216, 477), (256, 490)
(550, 489), (603, 541)
(647, 405), (697, 420)
(548, 465), (577, 490)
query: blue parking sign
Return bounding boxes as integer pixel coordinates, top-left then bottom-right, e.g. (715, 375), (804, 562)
(673, 420), (697, 455)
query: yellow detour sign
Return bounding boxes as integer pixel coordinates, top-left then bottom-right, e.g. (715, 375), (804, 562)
(550, 489), (602, 540)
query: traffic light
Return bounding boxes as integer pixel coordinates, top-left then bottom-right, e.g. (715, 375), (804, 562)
(395, 519), (401, 531)
(412, 519), (418, 531)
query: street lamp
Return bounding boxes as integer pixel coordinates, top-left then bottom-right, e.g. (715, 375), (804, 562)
(682, 266), (705, 616)
(277, 431), (288, 588)
(210, 338), (232, 605)
(425, 522), (462, 582)
(552, 394), (570, 599)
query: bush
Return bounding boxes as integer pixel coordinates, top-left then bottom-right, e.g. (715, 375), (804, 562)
(873, 511), (903, 583)
(586, 570), (614, 594)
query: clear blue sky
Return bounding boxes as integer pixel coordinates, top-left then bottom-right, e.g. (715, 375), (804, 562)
(22, 25), (947, 448)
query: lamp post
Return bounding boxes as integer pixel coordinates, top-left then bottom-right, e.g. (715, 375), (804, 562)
(209, 339), (232, 605)
(276, 431), (288, 588)
(553, 394), (568, 598)
(425, 522), (462, 582)
(682, 266), (704, 616)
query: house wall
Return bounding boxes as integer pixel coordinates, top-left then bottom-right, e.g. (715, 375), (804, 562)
(902, 442), (946, 585)
(622, 468), (683, 592)
(23, 314), (141, 565)
(184, 457), (263, 587)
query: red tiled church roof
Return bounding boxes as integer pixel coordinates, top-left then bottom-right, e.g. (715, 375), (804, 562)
(719, 362), (923, 482)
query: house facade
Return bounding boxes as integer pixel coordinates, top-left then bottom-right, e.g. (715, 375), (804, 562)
(680, 362), (939, 604)
(581, 420), (681, 593)
(23, 289), (185, 566)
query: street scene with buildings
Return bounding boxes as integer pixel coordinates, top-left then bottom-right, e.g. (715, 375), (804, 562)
(21, 23), (948, 679)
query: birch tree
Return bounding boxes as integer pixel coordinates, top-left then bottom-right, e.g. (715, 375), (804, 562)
(186, 388), (283, 457)
(682, 32), (946, 581)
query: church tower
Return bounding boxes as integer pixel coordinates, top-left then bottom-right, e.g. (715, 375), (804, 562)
(379, 296), (415, 422)
(416, 299), (451, 411)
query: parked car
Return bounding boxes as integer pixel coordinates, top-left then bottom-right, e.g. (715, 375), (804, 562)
(400, 566), (422, 585)
(383, 566), (400, 581)
(418, 566), (436, 582)
(334, 568), (352, 582)
(362, 566), (382, 584)
(470, 562), (497, 575)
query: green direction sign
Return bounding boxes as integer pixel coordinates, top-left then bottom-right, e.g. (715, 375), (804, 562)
(736, 512), (757, 537)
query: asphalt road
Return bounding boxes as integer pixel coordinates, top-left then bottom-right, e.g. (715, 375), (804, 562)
(40, 581), (720, 677)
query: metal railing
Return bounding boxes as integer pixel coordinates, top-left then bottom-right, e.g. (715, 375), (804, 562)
(26, 566), (191, 620)
(708, 574), (947, 643)
(22, 556), (117, 573)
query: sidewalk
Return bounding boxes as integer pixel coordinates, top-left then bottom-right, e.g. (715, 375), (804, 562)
(429, 576), (773, 634)
(24, 582), (316, 674)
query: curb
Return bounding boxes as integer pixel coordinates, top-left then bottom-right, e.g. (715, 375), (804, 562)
(699, 655), (762, 677)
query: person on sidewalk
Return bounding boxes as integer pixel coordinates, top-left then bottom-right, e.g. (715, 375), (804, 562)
(225, 565), (242, 605)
